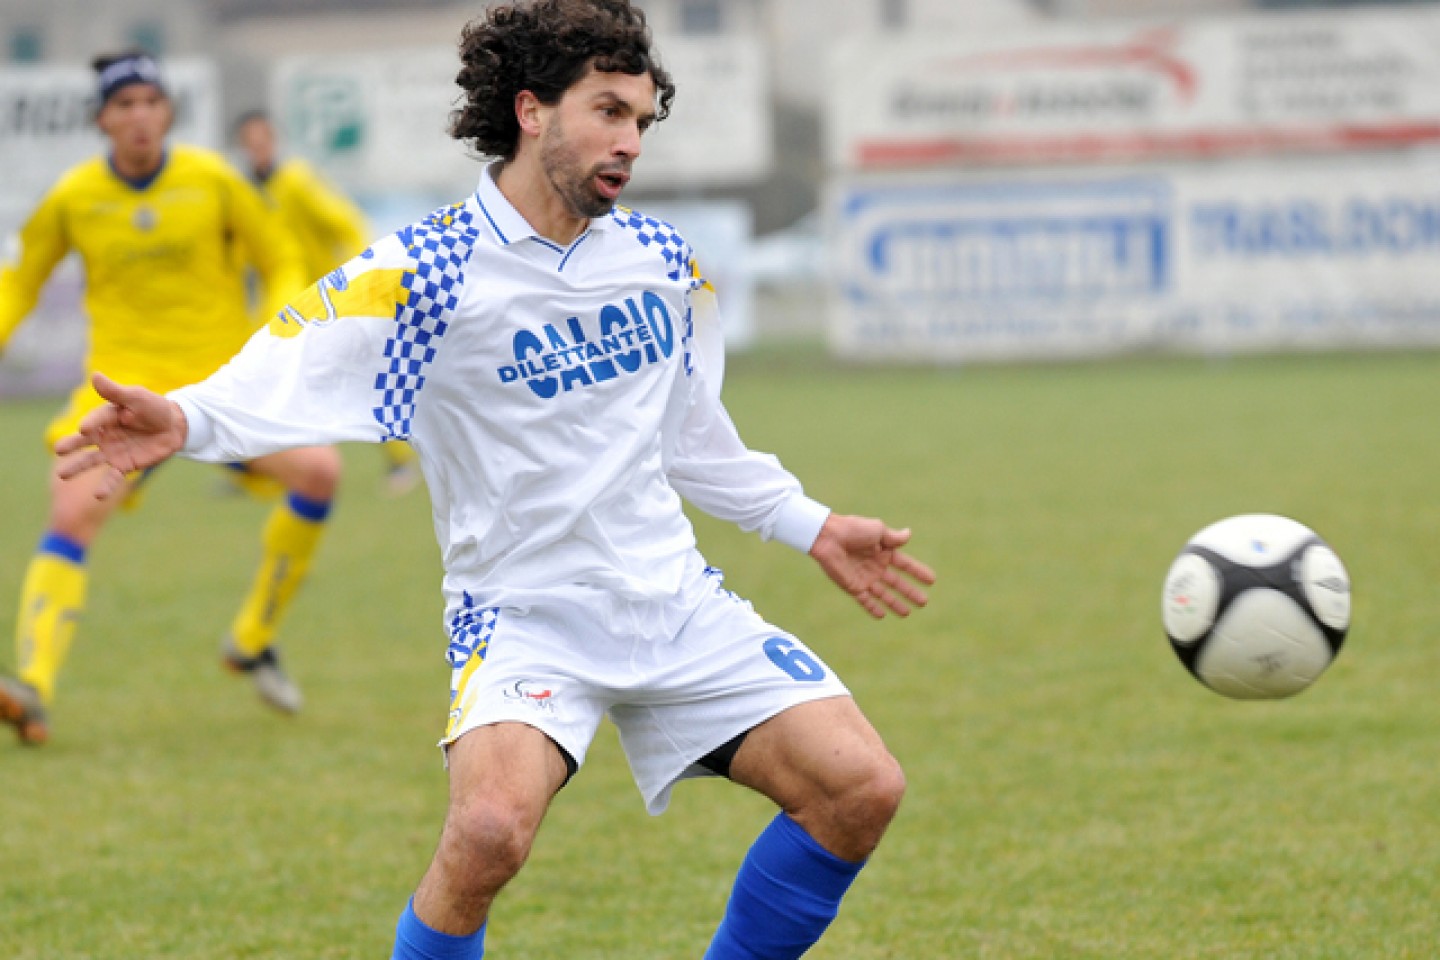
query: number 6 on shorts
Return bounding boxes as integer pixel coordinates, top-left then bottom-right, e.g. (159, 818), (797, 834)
(763, 637), (827, 682)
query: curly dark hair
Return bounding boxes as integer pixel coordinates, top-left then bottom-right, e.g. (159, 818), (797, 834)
(449, 0), (676, 160)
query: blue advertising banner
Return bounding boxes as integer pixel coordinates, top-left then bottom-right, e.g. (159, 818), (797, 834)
(829, 153), (1440, 361)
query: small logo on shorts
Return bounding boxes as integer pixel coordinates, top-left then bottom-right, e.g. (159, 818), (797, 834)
(504, 679), (558, 714)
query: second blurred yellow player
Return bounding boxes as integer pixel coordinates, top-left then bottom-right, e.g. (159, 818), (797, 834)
(233, 109), (421, 498)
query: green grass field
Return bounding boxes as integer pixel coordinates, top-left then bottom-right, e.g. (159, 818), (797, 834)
(2, 347), (1438, 959)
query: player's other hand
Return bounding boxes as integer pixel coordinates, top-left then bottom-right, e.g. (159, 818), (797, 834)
(53, 372), (189, 500)
(810, 514), (935, 619)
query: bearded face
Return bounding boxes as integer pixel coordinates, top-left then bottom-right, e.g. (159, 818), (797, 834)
(538, 109), (627, 220)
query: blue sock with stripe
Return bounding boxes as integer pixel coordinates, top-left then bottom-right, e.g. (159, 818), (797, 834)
(704, 812), (866, 959)
(391, 899), (485, 960)
(38, 531), (86, 564)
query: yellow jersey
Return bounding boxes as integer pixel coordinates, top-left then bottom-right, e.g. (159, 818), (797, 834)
(0, 144), (307, 395)
(257, 157), (369, 289)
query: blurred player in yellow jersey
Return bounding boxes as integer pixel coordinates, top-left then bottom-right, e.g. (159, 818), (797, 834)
(0, 51), (343, 745)
(233, 109), (421, 498)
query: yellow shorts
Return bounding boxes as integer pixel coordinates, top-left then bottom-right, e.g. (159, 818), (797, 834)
(42, 369), (211, 451)
(42, 381), (281, 507)
(43, 381), (110, 451)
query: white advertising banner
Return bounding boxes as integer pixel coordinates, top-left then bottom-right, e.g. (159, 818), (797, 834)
(829, 151), (1440, 361)
(828, 10), (1440, 170)
(273, 35), (770, 195)
(273, 48), (475, 196)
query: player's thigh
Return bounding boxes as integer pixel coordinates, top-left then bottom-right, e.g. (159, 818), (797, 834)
(245, 445), (341, 501)
(729, 696), (905, 835)
(442, 721), (570, 850)
(606, 584), (853, 814)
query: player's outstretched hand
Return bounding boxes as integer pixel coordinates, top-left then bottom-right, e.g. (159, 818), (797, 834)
(810, 514), (936, 619)
(53, 372), (188, 500)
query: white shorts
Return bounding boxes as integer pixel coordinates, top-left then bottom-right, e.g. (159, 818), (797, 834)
(440, 571), (850, 814)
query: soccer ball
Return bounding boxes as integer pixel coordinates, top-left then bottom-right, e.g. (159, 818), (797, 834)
(1161, 514), (1351, 699)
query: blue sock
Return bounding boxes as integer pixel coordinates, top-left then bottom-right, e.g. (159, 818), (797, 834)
(38, 531), (87, 564)
(285, 491), (332, 522)
(391, 899), (486, 960)
(704, 813), (867, 960)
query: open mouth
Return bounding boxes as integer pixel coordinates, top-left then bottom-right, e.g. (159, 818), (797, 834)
(595, 170), (629, 200)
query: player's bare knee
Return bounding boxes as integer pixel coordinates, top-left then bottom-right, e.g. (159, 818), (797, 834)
(290, 447), (342, 501)
(846, 752), (907, 834)
(789, 763), (904, 863)
(444, 796), (538, 883)
(47, 492), (109, 543)
(812, 751), (906, 855)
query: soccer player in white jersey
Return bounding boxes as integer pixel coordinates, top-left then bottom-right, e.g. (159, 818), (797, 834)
(55, 1), (936, 957)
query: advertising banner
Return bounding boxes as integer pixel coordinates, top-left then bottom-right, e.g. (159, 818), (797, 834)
(829, 151), (1440, 361)
(638, 36), (771, 188)
(828, 10), (1440, 169)
(272, 48), (473, 196)
(274, 35), (770, 196)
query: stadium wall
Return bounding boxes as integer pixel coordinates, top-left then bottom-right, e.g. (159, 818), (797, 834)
(824, 7), (1440, 362)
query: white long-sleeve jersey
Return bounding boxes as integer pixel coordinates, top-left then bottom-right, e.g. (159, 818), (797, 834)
(171, 166), (829, 644)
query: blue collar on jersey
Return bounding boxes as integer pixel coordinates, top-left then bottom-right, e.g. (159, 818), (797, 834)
(108, 149), (168, 191)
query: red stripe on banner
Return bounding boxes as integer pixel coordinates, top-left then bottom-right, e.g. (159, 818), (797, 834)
(854, 123), (1440, 168)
